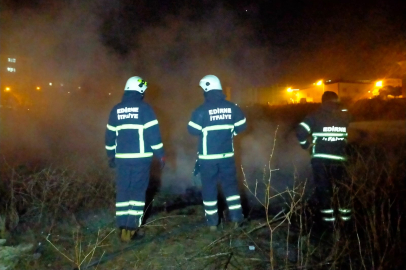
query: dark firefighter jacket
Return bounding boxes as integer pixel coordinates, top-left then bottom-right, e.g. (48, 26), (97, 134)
(105, 91), (164, 165)
(296, 101), (351, 165)
(188, 90), (247, 161)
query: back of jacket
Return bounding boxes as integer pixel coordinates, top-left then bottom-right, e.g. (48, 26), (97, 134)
(297, 102), (350, 165)
(105, 92), (164, 165)
(188, 91), (247, 161)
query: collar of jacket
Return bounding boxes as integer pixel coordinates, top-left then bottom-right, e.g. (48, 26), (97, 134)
(204, 90), (225, 102)
(321, 101), (340, 112)
(122, 91), (144, 102)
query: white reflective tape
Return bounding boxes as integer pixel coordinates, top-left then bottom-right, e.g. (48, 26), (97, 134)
(229, 205), (242, 210)
(313, 132), (348, 137)
(313, 154), (346, 161)
(299, 140), (307, 145)
(128, 210), (144, 216)
(203, 200), (217, 206)
(139, 128), (144, 153)
(202, 125), (234, 132)
(107, 124), (117, 131)
(340, 216), (351, 221)
(144, 119), (158, 129)
(199, 153), (234, 160)
(188, 121), (202, 130)
(226, 195), (240, 201)
(129, 200), (145, 207)
(116, 124), (143, 130)
(151, 143), (163, 150)
(116, 211), (129, 216)
(205, 209), (218, 215)
(116, 153), (153, 158)
(234, 118), (246, 127)
(322, 217), (336, 222)
(320, 209), (334, 214)
(299, 122), (311, 133)
(105, 145), (116, 150)
(339, 208), (351, 213)
(116, 202), (129, 207)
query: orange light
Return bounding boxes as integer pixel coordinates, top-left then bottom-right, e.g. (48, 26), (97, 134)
(5, 87), (10, 91)
(36, 86), (41, 90)
(287, 87), (292, 92)
(316, 80), (323, 86)
(375, 81), (383, 87)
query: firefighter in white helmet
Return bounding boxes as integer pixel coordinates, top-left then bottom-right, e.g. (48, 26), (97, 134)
(105, 76), (165, 242)
(188, 75), (247, 231)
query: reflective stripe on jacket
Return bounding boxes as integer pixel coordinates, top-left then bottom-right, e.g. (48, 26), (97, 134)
(188, 91), (247, 160)
(105, 91), (164, 164)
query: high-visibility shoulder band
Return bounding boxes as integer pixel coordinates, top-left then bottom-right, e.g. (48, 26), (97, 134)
(234, 118), (246, 127)
(205, 209), (218, 215)
(151, 143), (163, 150)
(107, 124), (117, 131)
(203, 200), (218, 206)
(199, 153), (234, 160)
(322, 217), (336, 222)
(116, 202), (130, 207)
(128, 210), (144, 216)
(320, 209), (334, 214)
(313, 154), (346, 161)
(144, 119), (158, 129)
(116, 211), (129, 216)
(226, 195), (240, 201)
(116, 124), (143, 130)
(229, 205), (242, 210)
(202, 125), (234, 132)
(116, 153), (153, 158)
(299, 122), (311, 133)
(313, 132), (348, 137)
(299, 140), (307, 145)
(338, 208), (351, 213)
(129, 200), (145, 206)
(188, 121), (202, 130)
(105, 145), (116, 150)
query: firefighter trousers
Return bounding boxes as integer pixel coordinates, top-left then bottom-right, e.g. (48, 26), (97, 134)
(115, 163), (151, 230)
(312, 163), (352, 225)
(200, 159), (243, 226)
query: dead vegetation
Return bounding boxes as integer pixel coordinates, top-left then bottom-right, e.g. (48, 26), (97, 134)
(0, 133), (405, 269)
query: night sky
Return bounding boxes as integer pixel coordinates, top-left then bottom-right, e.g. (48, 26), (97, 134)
(1, 0), (406, 88)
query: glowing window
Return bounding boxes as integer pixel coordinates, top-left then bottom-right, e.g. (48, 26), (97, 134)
(8, 58), (16, 63)
(7, 67), (16, 72)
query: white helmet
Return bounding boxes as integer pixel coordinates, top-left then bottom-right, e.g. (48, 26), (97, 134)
(199, 75), (222, 92)
(124, 76), (148, 93)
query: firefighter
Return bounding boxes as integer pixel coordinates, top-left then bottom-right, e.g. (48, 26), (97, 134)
(105, 76), (165, 242)
(187, 75), (247, 231)
(296, 91), (352, 231)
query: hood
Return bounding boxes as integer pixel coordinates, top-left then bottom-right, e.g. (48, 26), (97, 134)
(204, 90), (225, 102)
(122, 91), (144, 102)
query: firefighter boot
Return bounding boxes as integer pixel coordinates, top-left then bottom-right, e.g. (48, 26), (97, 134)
(120, 229), (130, 243)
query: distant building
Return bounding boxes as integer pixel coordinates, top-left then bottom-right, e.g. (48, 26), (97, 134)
(237, 78), (403, 106)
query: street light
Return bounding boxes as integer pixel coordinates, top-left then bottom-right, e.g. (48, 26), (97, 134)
(375, 81), (383, 87)
(5, 87), (10, 92)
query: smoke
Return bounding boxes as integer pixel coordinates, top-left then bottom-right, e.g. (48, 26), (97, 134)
(1, 0), (403, 197)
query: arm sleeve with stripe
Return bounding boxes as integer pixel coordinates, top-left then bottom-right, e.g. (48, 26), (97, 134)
(233, 106), (247, 136)
(143, 106), (165, 158)
(296, 116), (312, 149)
(105, 109), (117, 158)
(187, 109), (204, 136)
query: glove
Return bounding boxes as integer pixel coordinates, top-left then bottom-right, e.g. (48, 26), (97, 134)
(108, 157), (116, 168)
(159, 157), (166, 170)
